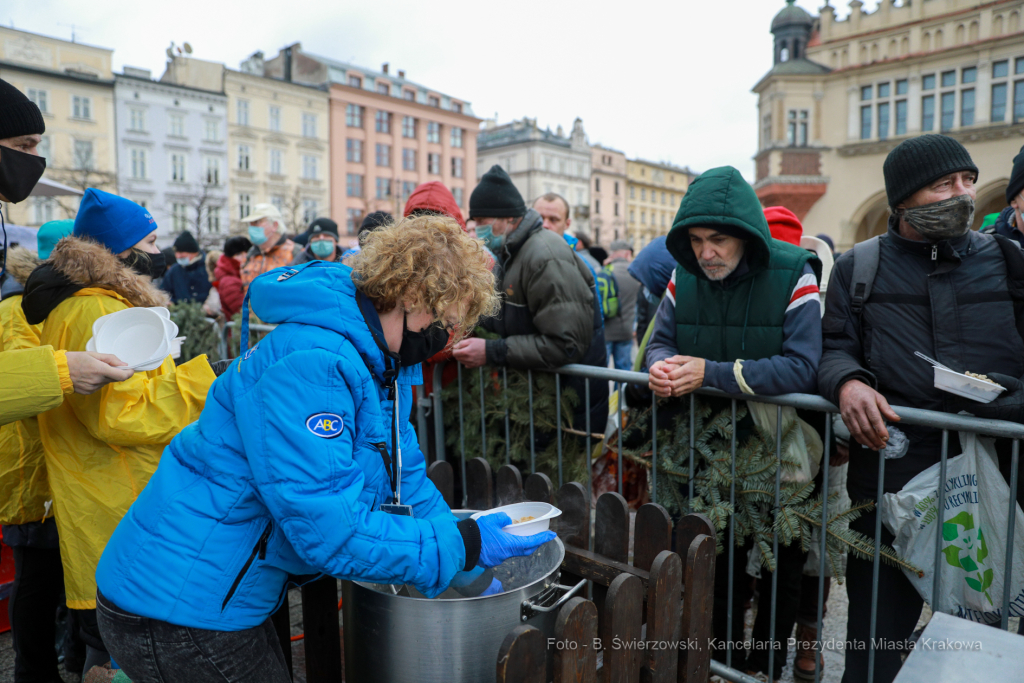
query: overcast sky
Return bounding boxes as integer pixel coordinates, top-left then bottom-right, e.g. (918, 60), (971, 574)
(5, 0), (879, 180)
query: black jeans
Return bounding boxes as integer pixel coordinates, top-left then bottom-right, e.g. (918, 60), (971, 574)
(96, 591), (290, 683)
(8, 544), (65, 683)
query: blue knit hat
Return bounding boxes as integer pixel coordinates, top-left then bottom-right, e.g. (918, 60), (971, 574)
(36, 219), (74, 259)
(73, 189), (157, 254)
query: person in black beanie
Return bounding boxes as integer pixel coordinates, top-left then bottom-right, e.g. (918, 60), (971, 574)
(359, 210), (392, 242)
(984, 143), (1024, 246)
(160, 230), (211, 304)
(291, 217), (343, 264)
(0, 77), (47, 205)
(819, 133), (1024, 683)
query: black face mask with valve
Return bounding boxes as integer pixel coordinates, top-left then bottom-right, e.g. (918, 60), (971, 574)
(0, 146), (46, 204)
(120, 250), (167, 281)
(398, 313), (450, 367)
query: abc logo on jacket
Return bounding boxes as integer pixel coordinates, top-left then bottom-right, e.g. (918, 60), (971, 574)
(306, 412), (345, 439)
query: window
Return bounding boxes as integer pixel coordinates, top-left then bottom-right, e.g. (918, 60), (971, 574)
(302, 113), (316, 138)
(269, 106), (281, 132)
(962, 67), (977, 84)
(922, 95), (935, 131)
(129, 108), (146, 132)
(237, 99), (249, 126)
(861, 85), (872, 101)
(375, 177), (391, 199)
(269, 149), (282, 175)
(614, 181), (619, 195)
(450, 127), (463, 148)
(641, 211), (646, 225)
(595, 199), (601, 214)
(878, 102), (890, 140)
(130, 148), (147, 179)
(169, 113), (185, 137)
(629, 209), (635, 222)
(239, 194), (251, 219)
(896, 79), (908, 96)
(208, 206), (221, 233)
(860, 105), (872, 139)
(993, 83), (1008, 122)
(377, 82), (390, 95)
(452, 187), (464, 206)
(662, 192), (667, 204)
(402, 116), (416, 138)
(375, 143), (391, 167)
(237, 145), (251, 170)
(630, 186), (635, 199)
(270, 195), (284, 212)
(428, 153), (441, 175)
(349, 75), (362, 88)
(404, 90), (415, 101)
(37, 135), (50, 160)
(762, 114), (772, 147)
(302, 155), (318, 180)
(895, 99), (908, 136)
(172, 203), (188, 232)
(346, 208), (363, 234)
(1018, 57), (1024, 75)
(205, 156), (221, 185)
(204, 118), (219, 142)
(303, 199), (318, 224)
(346, 173), (364, 197)
(171, 153), (186, 182)
(27, 89), (48, 113)
(595, 178), (601, 193)
(427, 122), (440, 143)
(402, 181), (416, 199)
(73, 140), (93, 169)
(922, 74), (936, 90)
(878, 82), (891, 98)
(428, 95), (440, 108)
(941, 70), (956, 88)
(614, 202), (619, 217)
(940, 91), (955, 131)
(451, 157), (463, 178)
(32, 197), (55, 225)
(346, 104), (364, 128)
(452, 102), (463, 114)
(961, 88), (975, 126)
(1015, 81), (1024, 122)
(994, 61), (1009, 79)
(346, 139), (363, 163)
(374, 110), (391, 134)
(402, 148), (416, 171)
(72, 95), (92, 120)
(787, 110), (808, 146)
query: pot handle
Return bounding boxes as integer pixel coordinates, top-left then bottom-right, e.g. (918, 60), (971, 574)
(520, 578), (587, 621)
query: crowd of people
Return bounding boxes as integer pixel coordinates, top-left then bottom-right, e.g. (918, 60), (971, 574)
(2, 69), (1024, 683)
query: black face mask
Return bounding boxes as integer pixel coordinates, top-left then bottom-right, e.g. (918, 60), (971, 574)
(121, 250), (167, 280)
(0, 146), (46, 204)
(398, 313), (450, 366)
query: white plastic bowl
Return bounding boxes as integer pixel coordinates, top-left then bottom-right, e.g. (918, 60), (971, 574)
(91, 308), (170, 371)
(934, 366), (1005, 404)
(471, 502), (561, 537)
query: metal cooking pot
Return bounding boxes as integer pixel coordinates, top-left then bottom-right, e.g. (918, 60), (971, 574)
(342, 512), (582, 683)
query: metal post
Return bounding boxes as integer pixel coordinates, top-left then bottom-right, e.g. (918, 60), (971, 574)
(617, 382), (624, 495)
(1002, 439), (1020, 630)
(432, 363), (445, 463)
(651, 393), (658, 505)
(768, 405), (782, 681)
(503, 367), (510, 466)
(867, 436), (890, 683)
(528, 369), (535, 474)
(688, 394), (695, 513)
(556, 373), (563, 487)
(458, 363), (467, 507)
(815, 417), (832, 683)
(932, 430), (950, 612)
(727, 399), (736, 669)
(479, 367), (486, 460)
(414, 384), (429, 458)
(585, 377), (593, 551)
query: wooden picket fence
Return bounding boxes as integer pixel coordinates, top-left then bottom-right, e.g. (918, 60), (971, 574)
(426, 457), (717, 683)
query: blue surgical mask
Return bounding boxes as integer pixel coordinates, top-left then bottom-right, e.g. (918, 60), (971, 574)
(475, 224), (505, 253)
(248, 225), (267, 246)
(176, 256), (191, 267)
(310, 239), (335, 258)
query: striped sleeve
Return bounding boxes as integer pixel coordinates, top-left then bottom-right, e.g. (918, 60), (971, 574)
(665, 269), (676, 305)
(785, 271), (820, 314)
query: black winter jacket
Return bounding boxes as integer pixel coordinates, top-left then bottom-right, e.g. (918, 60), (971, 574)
(160, 255), (211, 305)
(819, 222), (1024, 495)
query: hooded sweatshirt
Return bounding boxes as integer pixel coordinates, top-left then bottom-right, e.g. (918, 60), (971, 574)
(645, 167), (822, 396)
(404, 181), (467, 231)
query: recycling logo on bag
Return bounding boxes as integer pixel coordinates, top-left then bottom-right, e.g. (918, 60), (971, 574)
(941, 511), (994, 605)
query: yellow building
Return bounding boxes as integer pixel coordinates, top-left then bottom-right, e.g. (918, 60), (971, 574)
(161, 52), (331, 234)
(625, 159), (696, 249)
(0, 27), (117, 226)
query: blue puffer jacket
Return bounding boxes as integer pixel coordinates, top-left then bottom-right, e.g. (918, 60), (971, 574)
(96, 261), (464, 631)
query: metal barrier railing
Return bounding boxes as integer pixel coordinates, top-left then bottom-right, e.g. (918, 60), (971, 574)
(208, 318), (1022, 683)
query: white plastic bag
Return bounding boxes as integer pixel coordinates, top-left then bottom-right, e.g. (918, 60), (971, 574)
(881, 432), (1024, 624)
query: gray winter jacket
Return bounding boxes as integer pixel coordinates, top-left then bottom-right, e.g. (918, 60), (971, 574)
(603, 258), (641, 343)
(819, 221), (1024, 495)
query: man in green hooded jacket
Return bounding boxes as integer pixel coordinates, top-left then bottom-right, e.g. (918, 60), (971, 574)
(643, 166), (822, 680)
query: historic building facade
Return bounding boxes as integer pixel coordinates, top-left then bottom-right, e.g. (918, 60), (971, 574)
(590, 145), (627, 245)
(262, 44), (479, 236)
(754, 0), (1024, 249)
(115, 68), (228, 246)
(625, 159), (695, 249)
(0, 27), (117, 227)
(476, 117), (592, 237)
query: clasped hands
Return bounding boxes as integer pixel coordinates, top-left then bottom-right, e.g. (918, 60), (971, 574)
(648, 355), (705, 398)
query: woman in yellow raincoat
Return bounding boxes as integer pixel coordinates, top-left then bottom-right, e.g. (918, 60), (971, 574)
(20, 189), (216, 674)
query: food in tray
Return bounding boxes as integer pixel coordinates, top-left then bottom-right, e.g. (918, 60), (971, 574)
(965, 371), (1002, 387)
(511, 516), (536, 524)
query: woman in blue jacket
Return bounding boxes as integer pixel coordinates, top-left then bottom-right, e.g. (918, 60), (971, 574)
(95, 215), (553, 683)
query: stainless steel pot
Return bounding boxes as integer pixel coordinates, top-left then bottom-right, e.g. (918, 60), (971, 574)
(342, 516), (582, 683)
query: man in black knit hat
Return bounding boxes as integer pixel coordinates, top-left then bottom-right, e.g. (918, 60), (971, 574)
(453, 164), (608, 441)
(984, 143), (1024, 247)
(819, 134), (1024, 683)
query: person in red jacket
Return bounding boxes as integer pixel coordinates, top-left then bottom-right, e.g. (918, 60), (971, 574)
(212, 236), (251, 319)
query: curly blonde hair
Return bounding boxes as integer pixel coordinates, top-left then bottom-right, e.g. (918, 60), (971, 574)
(353, 214), (498, 339)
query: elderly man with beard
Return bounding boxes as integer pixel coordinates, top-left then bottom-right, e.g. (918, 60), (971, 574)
(643, 166), (823, 681)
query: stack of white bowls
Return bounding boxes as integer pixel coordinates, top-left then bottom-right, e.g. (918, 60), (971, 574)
(86, 307), (185, 371)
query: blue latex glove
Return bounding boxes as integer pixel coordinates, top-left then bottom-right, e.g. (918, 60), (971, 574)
(480, 577), (503, 596)
(476, 513), (556, 568)
(449, 565), (486, 588)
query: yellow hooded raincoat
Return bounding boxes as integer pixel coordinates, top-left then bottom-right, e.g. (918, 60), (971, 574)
(30, 237), (216, 609)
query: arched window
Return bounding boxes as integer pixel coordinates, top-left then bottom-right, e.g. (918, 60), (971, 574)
(969, 21), (979, 42)
(922, 32), (932, 51)
(901, 36), (910, 55)
(841, 48), (849, 67)
(994, 15), (1004, 35)
(935, 29), (944, 48)
(780, 40), (790, 62)
(955, 24), (965, 45)
(871, 43), (879, 61)
(831, 51), (839, 68)
(888, 39), (898, 58)
(1011, 11), (1020, 33)
(860, 45), (869, 63)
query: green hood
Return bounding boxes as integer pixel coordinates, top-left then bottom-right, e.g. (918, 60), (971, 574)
(665, 166), (771, 279)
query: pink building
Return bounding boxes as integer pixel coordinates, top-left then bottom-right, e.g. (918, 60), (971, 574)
(265, 45), (480, 238)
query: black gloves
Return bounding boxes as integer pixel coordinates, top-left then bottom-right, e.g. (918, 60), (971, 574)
(959, 373), (1024, 423)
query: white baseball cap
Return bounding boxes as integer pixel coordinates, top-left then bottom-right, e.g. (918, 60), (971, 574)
(240, 203), (284, 225)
